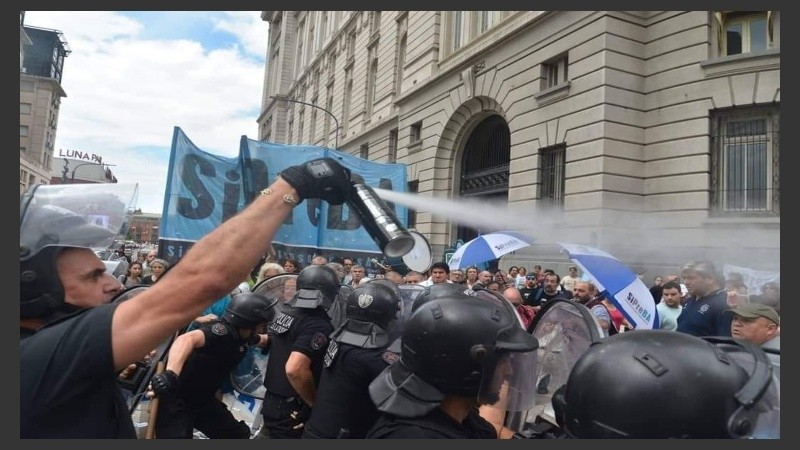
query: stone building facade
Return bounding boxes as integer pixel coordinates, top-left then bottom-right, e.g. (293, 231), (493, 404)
(258, 11), (780, 274)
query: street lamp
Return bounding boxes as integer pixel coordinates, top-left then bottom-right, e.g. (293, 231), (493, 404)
(70, 162), (116, 183)
(270, 95), (340, 149)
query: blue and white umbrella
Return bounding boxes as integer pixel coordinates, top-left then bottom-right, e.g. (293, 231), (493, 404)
(558, 242), (658, 329)
(448, 231), (535, 270)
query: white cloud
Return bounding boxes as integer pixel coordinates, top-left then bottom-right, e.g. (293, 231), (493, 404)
(24, 11), (268, 214)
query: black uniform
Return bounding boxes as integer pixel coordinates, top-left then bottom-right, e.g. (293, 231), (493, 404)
(155, 320), (252, 439)
(303, 343), (398, 438)
(261, 306), (333, 438)
(366, 407), (497, 439)
(21, 302), (137, 438)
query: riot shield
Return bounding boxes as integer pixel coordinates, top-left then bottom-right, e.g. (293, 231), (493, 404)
(390, 284), (425, 342)
(108, 286), (178, 415)
(252, 273), (298, 304)
(506, 299), (604, 431)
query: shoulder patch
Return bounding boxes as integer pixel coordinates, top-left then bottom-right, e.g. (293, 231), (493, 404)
(311, 331), (328, 351)
(381, 350), (400, 365)
(211, 322), (228, 336)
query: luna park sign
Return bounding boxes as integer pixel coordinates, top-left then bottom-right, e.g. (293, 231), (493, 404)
(58, 149), (103, 164)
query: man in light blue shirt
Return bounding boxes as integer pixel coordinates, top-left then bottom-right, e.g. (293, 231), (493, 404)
(656, 280), (684, 330)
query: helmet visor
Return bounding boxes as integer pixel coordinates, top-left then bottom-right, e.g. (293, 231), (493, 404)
(478, 349), (539, 431)
(252, 274), (298, 303)
(21, 183), (138, 259)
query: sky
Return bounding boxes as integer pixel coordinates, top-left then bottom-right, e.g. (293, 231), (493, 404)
(24, 11), (269, 214)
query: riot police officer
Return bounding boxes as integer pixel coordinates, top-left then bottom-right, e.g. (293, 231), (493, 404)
(20, 157), (353, 438)
(148, 292), (278, 438)
(366, 293), (539, 438)
(258, 264), (341, 438)
(303, 282), (402, 439)
(552, 330), (779, 438)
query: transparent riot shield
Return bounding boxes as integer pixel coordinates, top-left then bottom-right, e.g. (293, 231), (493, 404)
(390, 284), (425, 342)
(506, 299), (604, 431)
(107, 286), (176, 415)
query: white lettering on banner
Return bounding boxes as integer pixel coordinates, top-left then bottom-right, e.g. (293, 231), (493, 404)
(58, 149), (103, 164)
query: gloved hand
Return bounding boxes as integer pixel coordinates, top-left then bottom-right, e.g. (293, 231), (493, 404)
(290, 403), (312, 426)
(279, 157), (352, 205)
(246, 334), (262, 346)
(150, 369), (180, 396)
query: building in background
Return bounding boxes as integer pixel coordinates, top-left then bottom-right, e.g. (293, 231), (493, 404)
(128, 213), (161, 245)
(258, 11), (780, 274)
(20, 11), (70, 194)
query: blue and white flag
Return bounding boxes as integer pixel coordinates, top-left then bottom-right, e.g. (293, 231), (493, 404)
(159, 127), (408, 268)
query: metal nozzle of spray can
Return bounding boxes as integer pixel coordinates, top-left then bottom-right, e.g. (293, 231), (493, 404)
(346, 183), (415, 258)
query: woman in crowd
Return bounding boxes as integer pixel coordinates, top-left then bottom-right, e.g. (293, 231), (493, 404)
(142, 258), (169, 285)
(117, 261), (144, 288)
(281, 257), (301, 274)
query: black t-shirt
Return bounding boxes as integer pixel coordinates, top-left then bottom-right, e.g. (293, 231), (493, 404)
(20, 302), (137, 438)
(263, 306), (333, 397)
(177, 320), (248, 405)
(366, 407), (498, 439)
(305, 342), (395, 438)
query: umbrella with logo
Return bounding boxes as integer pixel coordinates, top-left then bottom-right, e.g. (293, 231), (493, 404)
(558, 242), (658, 329)
(447, 231), (535, 270)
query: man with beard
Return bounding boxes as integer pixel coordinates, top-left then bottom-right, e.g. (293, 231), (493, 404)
(526, 273), (572, 307)
(572, 281), (612, 337)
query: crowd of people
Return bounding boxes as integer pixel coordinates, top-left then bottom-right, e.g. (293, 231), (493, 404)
(20, 157), (779, 439)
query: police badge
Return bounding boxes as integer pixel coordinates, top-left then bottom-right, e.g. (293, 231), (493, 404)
(211, 322), (228, 336)
(358, 293), (374, 308)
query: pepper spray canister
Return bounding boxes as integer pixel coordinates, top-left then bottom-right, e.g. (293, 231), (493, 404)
(346, 183), (415, 258)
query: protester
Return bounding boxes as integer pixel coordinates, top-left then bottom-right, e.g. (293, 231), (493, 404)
(20, 157), (352, 438)
(656, 280), (683, 331)
(676, 260), (732, 337)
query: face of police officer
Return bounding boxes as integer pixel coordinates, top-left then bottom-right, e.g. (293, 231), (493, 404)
(58, 247), (123, 308)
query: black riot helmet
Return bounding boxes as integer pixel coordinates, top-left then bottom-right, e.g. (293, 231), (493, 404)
(288, 264), (341, 310)
(555, 330), (775, 438)
(223, 292), (279, 329)
(20, 183), (137, 320)
(402, 295), (538, 400)
(345, 281), (401, 329)
(332, 281), (401, 349)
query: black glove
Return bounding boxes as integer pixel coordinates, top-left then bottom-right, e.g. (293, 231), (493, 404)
(151, 369), (180, 396)
(290, 403), (311, 424)
(246, 334), (262, 346)
(279, 157), (352, 205)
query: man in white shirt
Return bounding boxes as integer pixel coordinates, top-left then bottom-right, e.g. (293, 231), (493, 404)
(656, 280), (683, 331)
(418, 262), (451, 287)
(560, 266), (580, 293)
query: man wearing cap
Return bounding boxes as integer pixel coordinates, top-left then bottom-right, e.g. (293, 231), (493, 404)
(727, 303), (780, 351)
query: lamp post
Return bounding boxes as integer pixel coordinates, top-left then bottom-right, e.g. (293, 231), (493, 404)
(70, 162), (116, 183)
(270, 95), (340, 149)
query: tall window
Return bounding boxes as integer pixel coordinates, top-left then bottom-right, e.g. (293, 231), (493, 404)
(287, 119), (294, 144)
(360, 143), (369, 159)
(480, 11), (501, 33)
(452, 11), (465, 51)
(309, 107), (317, 144)
(539, 144), (566, 209)
(388, 128), (398, 163)
(365, 47), (378, 118)
(319, 12), (328, 49)
(295, 20), (305, 76)
(346, 30), (356, 62)
(396, 32), (407, 95)
(297, 109), (305, 144)
(343, 71), (353, 135)
(711, 105), (779, 215)
(370, 11), (382, 36)
(324, 94), (334, 147)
